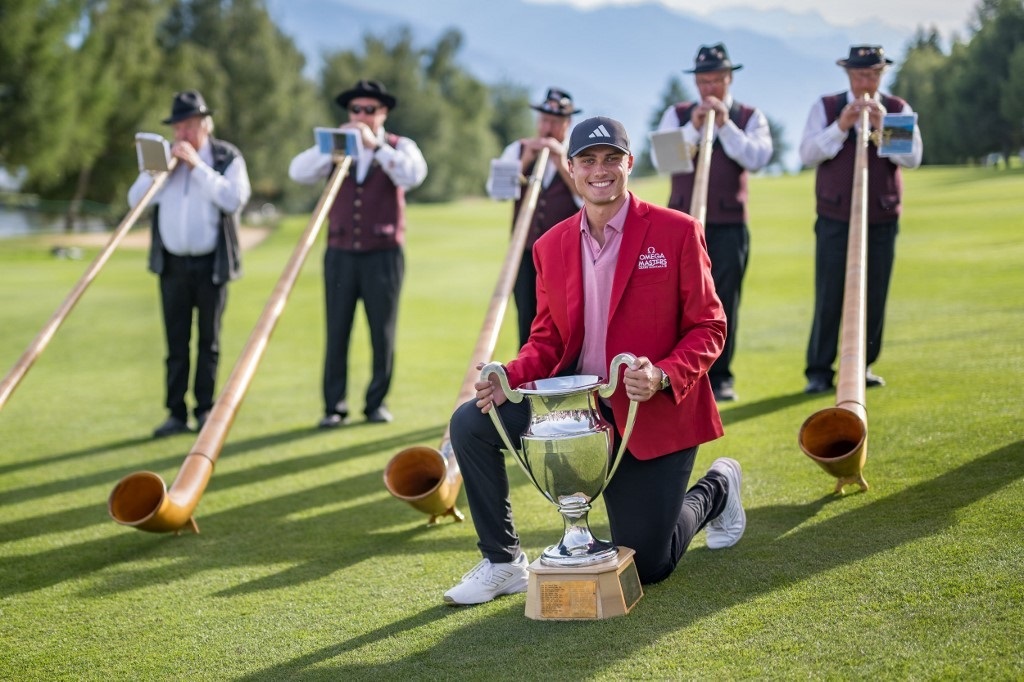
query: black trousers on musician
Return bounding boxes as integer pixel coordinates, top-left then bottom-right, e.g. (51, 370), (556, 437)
(512, 248), (537, 350)
(449, 399), (728, 585)
(805, 216), (898, 384)
(704, 222), (750, 390)
(158, 252), (226, 423)
(322, 247), (404, 418)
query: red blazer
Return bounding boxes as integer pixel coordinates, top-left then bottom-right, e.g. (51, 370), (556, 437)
(505, 193), (726, 459)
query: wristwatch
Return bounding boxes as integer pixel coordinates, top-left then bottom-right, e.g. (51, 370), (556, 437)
(659, 367), (671, 391)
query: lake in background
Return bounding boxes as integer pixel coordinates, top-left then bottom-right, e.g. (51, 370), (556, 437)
(0, 205), (110, 239)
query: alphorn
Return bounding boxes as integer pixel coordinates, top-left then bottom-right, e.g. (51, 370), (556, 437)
(108, 154), (354, 533)
(383, 146), (553, 524)
(0, 159), (179, 412)
(688, 110), (715, 227)
(798, 94), (871, 494)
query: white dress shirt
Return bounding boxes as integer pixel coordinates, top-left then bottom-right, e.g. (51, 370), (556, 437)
(288, 127), (427, 189)
(128, 139), (251, 256)
(485, 140), (583, 209)
(653, 96), (773, 172)
(799, 89), (923, 169)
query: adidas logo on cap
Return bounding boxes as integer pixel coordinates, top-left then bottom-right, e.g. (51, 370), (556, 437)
(569, 116), (630, 158)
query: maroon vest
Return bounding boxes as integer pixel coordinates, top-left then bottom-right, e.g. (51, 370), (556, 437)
(668, 101), (754, 224)
(815, 93), (905, 223)
(514, 149), (578, 249)
(326, 133), (406, 251)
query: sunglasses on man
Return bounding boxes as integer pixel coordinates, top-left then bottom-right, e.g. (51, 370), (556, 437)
(349, 104), (379, 115)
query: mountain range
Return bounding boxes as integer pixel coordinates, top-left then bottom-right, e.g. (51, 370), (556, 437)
(264, 0), (916, 170)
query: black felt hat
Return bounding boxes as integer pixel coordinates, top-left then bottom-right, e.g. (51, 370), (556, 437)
(530, 87), (582, 117)
(685, 43), (742, 74)
(837, 45), (893, 69)
(162, 90), (213, 124)
(335, 79), (397, 110)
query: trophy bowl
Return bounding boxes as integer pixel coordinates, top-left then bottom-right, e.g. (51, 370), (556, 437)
(482, 353), (638, 567)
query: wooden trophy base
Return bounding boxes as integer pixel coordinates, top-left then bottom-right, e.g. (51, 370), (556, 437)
(524, 547), (643, 620)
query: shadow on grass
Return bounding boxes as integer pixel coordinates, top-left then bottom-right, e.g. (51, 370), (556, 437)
(0, 422), (443, 509)
(0, 453), (476, 597)
(0, 388), (822, 514)
(238, 439), (1023, 679)
(0, 424), (444, 546)
(718, 390), (824, 427)
(0, 425), (342, 504)
(0, 434), (155, 477)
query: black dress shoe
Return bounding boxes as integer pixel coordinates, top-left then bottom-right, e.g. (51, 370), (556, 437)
(865, 369), (886, 388)
(365, 406), (393, 423)
(196, 411), (211, 431)
(713, 383), (737, 402)
(153, 416), (190, 438)
(803, 378), (833, 395)
(318, 413), (349, 429)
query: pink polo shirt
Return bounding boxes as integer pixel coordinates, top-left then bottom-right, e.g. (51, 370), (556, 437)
(576, 195), (630, 380)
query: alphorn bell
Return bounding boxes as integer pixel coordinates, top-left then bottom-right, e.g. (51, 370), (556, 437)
(798, 94), (872, 494)
(383, 147), (553, 525)
(0, 158), (179, 412)
(689, 110), (715, 227)
(108, 154), (354, 533)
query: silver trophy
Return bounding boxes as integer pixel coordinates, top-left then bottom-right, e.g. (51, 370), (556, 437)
(481, 352), (639, 567)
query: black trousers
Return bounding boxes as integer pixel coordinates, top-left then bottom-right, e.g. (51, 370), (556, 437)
(449, 399), (728, 585)
(512, 248), (537, 350)
(805, 216), (898, 383)
(705, 223), (750, 388)
(158, 252), (226, 422)
(323, 247), (404, 416)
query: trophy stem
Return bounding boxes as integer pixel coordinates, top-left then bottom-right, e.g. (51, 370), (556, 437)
(541, 495), (618, 567)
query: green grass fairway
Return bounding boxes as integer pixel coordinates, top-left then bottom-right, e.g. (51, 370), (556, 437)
(1, 166), (1021, 679)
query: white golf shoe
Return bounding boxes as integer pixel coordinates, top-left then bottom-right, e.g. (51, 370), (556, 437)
(705, 457), (746, 549)
(443, 552), (529, 605)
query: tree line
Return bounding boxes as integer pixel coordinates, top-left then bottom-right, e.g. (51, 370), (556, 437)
(1, 0), (1021, 228)
(892, 0), (1024, 164)
(0, 0), (534, 224)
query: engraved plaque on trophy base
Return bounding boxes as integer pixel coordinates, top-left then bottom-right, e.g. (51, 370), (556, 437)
(524, 547), (643, 620)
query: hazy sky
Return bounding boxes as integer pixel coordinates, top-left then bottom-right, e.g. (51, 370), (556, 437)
(527, 0), (978, 35)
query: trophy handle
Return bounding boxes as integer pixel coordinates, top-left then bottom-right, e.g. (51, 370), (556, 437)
(598, 352), (637, 399)
(597, 352), (640, 492)
(479, 362), (537, 485)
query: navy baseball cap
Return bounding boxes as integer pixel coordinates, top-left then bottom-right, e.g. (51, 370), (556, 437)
(568, 116), (631, 158)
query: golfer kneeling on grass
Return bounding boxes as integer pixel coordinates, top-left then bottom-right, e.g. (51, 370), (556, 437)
(444, 116), (747, 606)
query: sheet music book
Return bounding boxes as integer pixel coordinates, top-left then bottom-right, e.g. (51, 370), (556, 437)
(878, 113), (917, 157)
(135, 133), (172, 173)
(649, 129), (694, 174)
(488, 159), (522, 200)
(314, 127), (362, 158)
